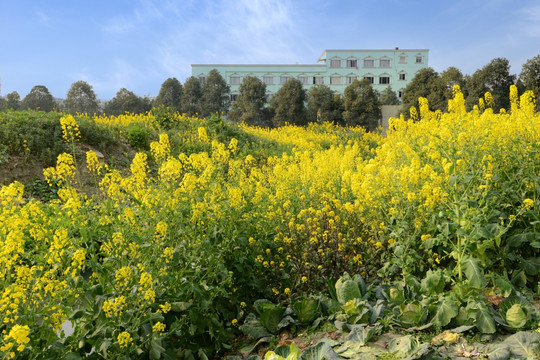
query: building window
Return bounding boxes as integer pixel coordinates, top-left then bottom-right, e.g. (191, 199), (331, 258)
(330, 76), (342, 85)
(416, 56), (423, 63)
(198, 76), (206, 84)
(364, 76), (374, 84)
(399, 55), (407, 64)
(313, 76), (324, 85)
(230, 76), (241, 85)
(346, 76), (357, 84)
(399, 73), (406, 81)
(263, 76), (274, 85)
(380, 59), (391, 68)
(280, 76), (291, 85)
(298, 76), (309, 85)
(363, 59), (374, 68)
(398, 90), (403, 98)
(379, 76), (390, 85)
(230, 94), (238, 102)
(330, 60), (341, 68)
(346, 59), (357, 68)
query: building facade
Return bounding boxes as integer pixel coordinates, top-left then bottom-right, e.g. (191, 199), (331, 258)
(191, 48), (429, 102)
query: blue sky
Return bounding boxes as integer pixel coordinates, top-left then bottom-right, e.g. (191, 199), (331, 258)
(1, 0), (539, 100)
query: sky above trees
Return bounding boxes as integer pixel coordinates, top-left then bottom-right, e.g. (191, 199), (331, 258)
(1, 0), (539, 100)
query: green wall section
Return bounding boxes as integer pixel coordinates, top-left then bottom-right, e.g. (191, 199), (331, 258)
(191, 48), (429, 100)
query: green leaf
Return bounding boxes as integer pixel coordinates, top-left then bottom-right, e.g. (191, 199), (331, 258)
(286, 343), (301, 360)
(492, 274), (515, 297)
(239, 313), (272, 339)
(260, 305), (286, 334)
(170, 302), (192, 312)
(388, 334), (414, 355)
(519, 255), (540, 275)
(510, 270), (527, 288)
(69, 309), (85, 320)
(475, 304), (496, 334)
(503, 331), (540, 358)
(432, 298), (459, 328)
(327, 278), (338, 302)
(300, 341), (340, 360)
(150, 339), (165, 360)
(461, 257), (486, 289)
(485, 344), (510, 360)
(449, 325), (475, 333)
(347, 324), (379, 346)
(240, 337), (270, 355)
(99, 340), (112, 358)
(398, 302), (428, 327)
(507, 232), (540, 248)
(293, 298), (320, 324)
(335, 275), (362, 305)
(254, 299), (275, 315)
(421, 270), (446, 295)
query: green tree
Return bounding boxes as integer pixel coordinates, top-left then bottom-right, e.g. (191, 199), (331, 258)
(343, 79), (381, 130)
(379, 86), (401, 105)
(441, 66), (466, 100)
(181, 76), (202, 117)
(307, 84), (344, 124)
(228, 76), (270, 126)
(400, 68), (446, 117)
(6, 92), (21, 110)
(520, 54), (540, 100)
(465, 58), (515, 111)
(270, 78), (307, 127)
(22, 85), (55, 111)
(104, 88), (152, 115)
(0, 97), (6, 111)
(199, 69), (230, 117)
(154, 77), (183, 112)
(65, 80), (99, 115)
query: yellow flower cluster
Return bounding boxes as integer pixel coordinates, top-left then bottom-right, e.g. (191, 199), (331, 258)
(150, 133), (171, 163)
(117, 331), (132, 348)
(60, 115), (80, 143)
(43, 153), (76, 186)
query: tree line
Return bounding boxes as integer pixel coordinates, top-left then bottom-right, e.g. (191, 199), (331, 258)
(1, 54), (539, 129)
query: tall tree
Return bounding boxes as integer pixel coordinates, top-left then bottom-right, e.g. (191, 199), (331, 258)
(6, 92), (21, 110)
(65, 80), (99, 115)
(379, 86), (401, 105)
(104, 88), (152, 115)
(520, 54), (540, 100)
(0, 97), (6, 111)
(270, 78), (307, 127)
(343, 79), (381, 131)
(154, 77), (183, 112)
(199, 69), (230, 117)
(181, 76), (202, 117)
(228, 76), (269, 126)
(22, 85), (55, 111)
(400, 68), (446, 117)
(441, 66), (466, 101)
(306, 84), (343, 124)
(465, 58), (515, 111)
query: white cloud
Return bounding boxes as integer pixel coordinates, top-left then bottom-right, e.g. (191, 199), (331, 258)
(152, 0), (309, 80)
(519, 4), (540, 37)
